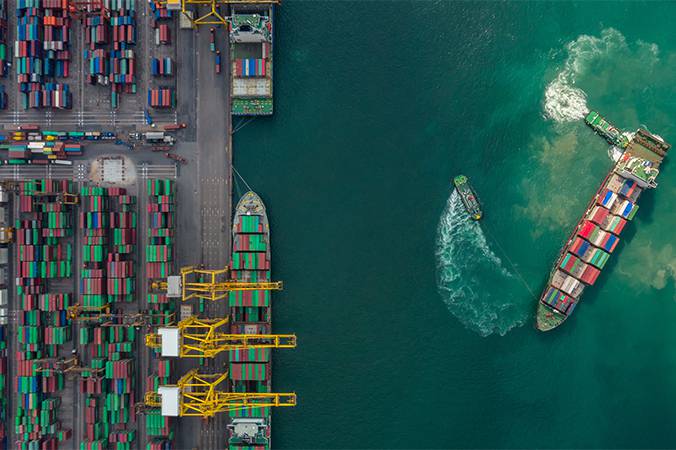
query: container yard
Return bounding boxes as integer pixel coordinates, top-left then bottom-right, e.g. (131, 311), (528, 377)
(0, 0), (294, 449)
(536, 114), (671, 331)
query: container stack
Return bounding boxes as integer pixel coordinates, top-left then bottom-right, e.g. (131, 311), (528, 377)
(42, 0), (71, 79)
(84, 16), (108, 50)
(107, 0), (136, 108)
(14, 179), (75, 448)
(0, 0), (8, 79)
(234, 58), (266, 78)
(83, 11), (110, 87)
(146, 179), (175, 324)
(147, 87), (174, 108)
(228, 193), (272, 437)
(148, 0), (172, 22)
(86, 48), (109, 86)
(150, 57), (172, 77)
(78, 186), (137, 450)
(109, 48), (136, 108)
(15, 0), (72, 109)
(80, 186), (109, 313)
(106, 187), (136, 303)
(15, 0), (44, 104)
(0, 189), (7, 450)
(145, 359), (174, 449)
(78, 327), (137, 449)
(155, 23), (169, 45)
(0, 325), (6, 450)
(0, 0), (7, 110)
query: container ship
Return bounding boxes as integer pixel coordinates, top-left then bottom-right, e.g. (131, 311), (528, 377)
(228, 191), (274, 449)
(536, 114), (670, 331)
(229, 5), (274, 116)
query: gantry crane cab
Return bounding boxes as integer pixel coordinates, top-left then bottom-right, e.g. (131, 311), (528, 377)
(0, 227), (14, 244)
(151, 266), (282, 301)
(32, 357), (103, 377)
(145, 370), (296, 417)
(145, 316), (296, 358)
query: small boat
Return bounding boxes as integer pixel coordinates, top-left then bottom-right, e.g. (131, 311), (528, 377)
(453, 175), (482, 220)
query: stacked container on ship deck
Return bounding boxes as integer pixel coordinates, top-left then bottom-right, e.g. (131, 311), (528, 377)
(228, 192), (273, 447)
(14, 179), (75, 448)
(538, 156), (661, 329)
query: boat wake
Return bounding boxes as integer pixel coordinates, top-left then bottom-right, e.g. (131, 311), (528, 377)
(544, 74), (589, 122)
(544, 29), (639, 123)
(435, 190), (528, 337)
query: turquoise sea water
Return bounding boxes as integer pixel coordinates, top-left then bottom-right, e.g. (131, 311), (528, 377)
(234, 2), (676, 448)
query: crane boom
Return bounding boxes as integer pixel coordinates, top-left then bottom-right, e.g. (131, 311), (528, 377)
(145, 316), (296, 357)
(144, 370), (296, 417)
(150, 266), (282, 302)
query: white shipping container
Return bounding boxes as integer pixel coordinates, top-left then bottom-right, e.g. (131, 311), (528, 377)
(0, 248), (7, 264)
(0, 289), (6, 305)
(232, 78), (272, 97)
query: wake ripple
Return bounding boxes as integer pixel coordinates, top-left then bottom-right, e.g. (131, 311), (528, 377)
(435, 190), (527, 337)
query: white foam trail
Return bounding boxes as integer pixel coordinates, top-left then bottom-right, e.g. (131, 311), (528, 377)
(544, 29), (632, 122)
(608, 146), (623, 162)
(544, 75), (589, 122)
(435, 190), (525, 337)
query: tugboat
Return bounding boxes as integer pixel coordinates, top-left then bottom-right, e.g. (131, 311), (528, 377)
(453, 175), (482, 220)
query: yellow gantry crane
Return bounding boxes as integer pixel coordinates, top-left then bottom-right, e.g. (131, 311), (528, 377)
(163, 0), (279, 27)
(32, 190), (79, 205)
(150, 266), (282, 302)
(144, 369), (296, 417)
(145, 315), (296, 358)
(32, 357), (104, 377)
(66, 303), (175, 326)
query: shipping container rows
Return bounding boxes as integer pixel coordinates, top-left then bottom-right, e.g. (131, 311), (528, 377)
(0, 178), (181, 450)
(540, 172), (644, 315)
(0, 0), (178, 112)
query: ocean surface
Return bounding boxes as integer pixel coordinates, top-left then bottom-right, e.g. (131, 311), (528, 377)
(233, 2), (676, 448)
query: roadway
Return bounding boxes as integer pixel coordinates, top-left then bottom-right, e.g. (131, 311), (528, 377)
(195, 19), (232, 450)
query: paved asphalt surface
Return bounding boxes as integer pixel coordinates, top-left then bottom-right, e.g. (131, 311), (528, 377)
(1, 0), (234, 447)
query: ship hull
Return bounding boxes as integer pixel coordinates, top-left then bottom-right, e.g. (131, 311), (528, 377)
(536, 120), (669, 331)
(453, 175), (482, 220)
(228, 191), (274, 447)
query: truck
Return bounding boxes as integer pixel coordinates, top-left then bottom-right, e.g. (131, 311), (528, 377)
(163, 123), (187, 131)
(210, 27), (216, 52)
(144, 109), (156, 127)
(215, 51), (222, 74)
(165, 153), (186, 164)
(129, 131), (175, 145)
